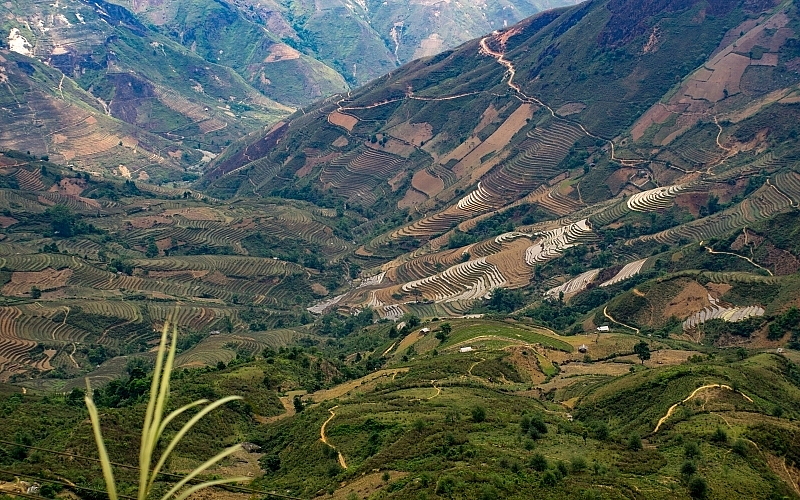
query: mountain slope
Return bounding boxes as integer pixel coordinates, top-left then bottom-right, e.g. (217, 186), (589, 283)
(201, 0), (800, 322)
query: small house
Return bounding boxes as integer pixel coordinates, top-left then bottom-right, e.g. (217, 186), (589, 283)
(420, 327), (431, 334)
(578, 344), (588, 353)
(596, 325), (610, 332)
(459, 346), (473, 353)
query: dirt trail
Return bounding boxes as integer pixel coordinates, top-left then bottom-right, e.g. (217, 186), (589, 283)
(321, 406), (347, 469)
(68, 343), (79, 369)
(703, 244), (773, 276)
(467, 358), (486, 376)
(603, 306), (640, 334)
(52, 306), (69, 340)
(653, 384), (754, 433)
(478, 32), (643, 167)
(428, 380), (441, 399)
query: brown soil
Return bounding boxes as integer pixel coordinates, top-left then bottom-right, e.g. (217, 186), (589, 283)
(452, 103), (534, 178)
(663, 281), (712, 320)
(0, 216), (18, 228)
(263, 43), (301, 63)
(411, 169), (444, 197)
(605, 168), (637, 195)
(332, 136), (349, 148)
(323, 471), (409, 499)
(388, 170), (408, 192)
(505, 345), (546, 384)
(297, 150), (339, 178)
(398, 187), (428, 209)
(311, 283), (329, 296)
(49, 178), (86, 196)
(127, 215), (173, 229)
(389, 121), (433, 146)
(163, 208), (222, 221)
(3, 268), (73, 296)
(148, 270), (209, 279)
(328, 111), (358, 132)
(368, 138), (415, 157)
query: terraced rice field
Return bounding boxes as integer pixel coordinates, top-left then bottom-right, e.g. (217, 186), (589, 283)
(682, 294), (765, 331)
(544, 269), (600, 298)
(633, 173), (800, 245)
(599, 258), (650, 287)
(398, 257), (507, 303)
(319, 148), (407, 205)
(626, 184), (687, 212)
(525, 219), (594, 265)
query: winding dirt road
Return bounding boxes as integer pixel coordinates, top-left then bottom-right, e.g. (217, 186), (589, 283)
(603, 306), (640, 334)
(653, 384), (754, 433)
(321, 406), (347, 469)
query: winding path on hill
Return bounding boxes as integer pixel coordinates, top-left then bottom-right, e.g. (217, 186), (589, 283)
(478, 31), (645, 167)
(602, 306), (640, 334)
(653, 384), (754, 433)
(321, 406), (347, 469)
(51, 306), (69, 340)
(703, 244), (773, 276)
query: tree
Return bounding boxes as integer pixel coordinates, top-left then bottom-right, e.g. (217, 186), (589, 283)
(293, 395), (304, 413)
(634, 341), (651, 365)
(471, 406), (486, 422)
(30, 286), (41, 299)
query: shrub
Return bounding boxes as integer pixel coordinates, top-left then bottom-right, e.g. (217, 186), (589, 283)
(530, 453), (548, 471)
(681, 460), (697, 476)
(711, 426), (728, 444)
(628, 433), (642, 451)
(571, 456), (588, 473)
(541, 471), (558, 486)
(688, 476), (709, 499)
(685, 441), (701, 459)
(472, 406), (487, 423)
(732, 439), (748, 457)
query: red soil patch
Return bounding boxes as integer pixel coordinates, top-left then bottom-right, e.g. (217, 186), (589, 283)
(3, 268), (73, 296)
(203, 270), (230, 285)
(388, 121), (433, 146)
(48, 178), (86, 196)
(398, 187), (427, 209)
(388, 170), (408, 192)
(0, 216), (18, 228)
(412, 169), (444, 197)
(605, 167), (637, 195)
(663, 281), (713, 321)
(296, 150), (339, 178)
(328, 111), (358, 132)
(631, 104), (673, 142)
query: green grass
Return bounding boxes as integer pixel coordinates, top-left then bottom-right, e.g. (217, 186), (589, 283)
(441, 321), (573, 352)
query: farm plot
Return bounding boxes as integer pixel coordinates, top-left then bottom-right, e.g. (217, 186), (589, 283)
(599, 258), (651, 287)
(681, 294), (764, 331)
(626, 184), (688, 212)
(524, 219), (595, 265)
(544, 269), (600, 299)
(633, 177), (798, 245)
(13, 167), (45, 191)
(2, 268), (73, 296)
(481, 121), (584, 201)
(319, 148), (407, 204)
(0, 306), (36, 380)
(398, 257), (507, 303)
(440, 321), (572, 352)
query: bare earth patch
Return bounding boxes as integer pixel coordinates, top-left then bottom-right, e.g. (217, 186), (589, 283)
(412, 169), (444, 197)
(663, 281), (713, 320)
(398, 187), (428, 208)
(0, 216), (18, 228)
(328, 111), (358, 132)
(555, 102), (586, 116)
(3, 268), (73, 296)
(388, 121), (433, 146)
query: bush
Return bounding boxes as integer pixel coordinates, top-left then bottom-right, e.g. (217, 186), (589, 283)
(681, 460), (697, 476)
(688, 476), (709, 499)
(711, 426), (728, 444)
(732, 439), (748, 457)
(541, 470), (558, 486)
(471, 406), (487, 423)
(571, 456), (588, 473)
(627, 433), (642, 451)
(530, 452), (548, 472)
(685, 441), (701, 459)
